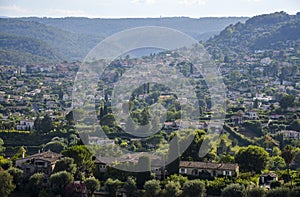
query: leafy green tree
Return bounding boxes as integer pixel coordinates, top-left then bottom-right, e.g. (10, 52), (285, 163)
(44, 141), (66, 153)
(100, 114), (117, 127)
(11, 146), (26, 163)
(136, 156), (151, 189)
(34, 114), (53, 133)
(182, 179), (206, 197)
(206, 177), (233, 196)
(166, 174), (188, 188)
(29, 173), (45, 197)
(271, 147), (281, 156)
(265, 187), (289, 197)
(50, 171), (74, 195)
(105, 178), (122, 197)
(124, 176), (137, 197)
(246, 187), (265, 197)
(62, 145), (94, 176)
(0, 171), (16, 197)
(7, 167), (23, 189)
(235, 145), (269, 173)
(166, 135), (180, 175)
(221, 183), (245, 197)
(270, 180), (281, 189)
(289, 119), (300, 132)
(281, 145), (296, 186)
(0, 138), (5, 155)
(53, 157), (77, 175)
(84, 177), (100, 196)
(279, 94), (295, 109)
(269, 156), (286, 170)
(290, 186), (300, 197)
(0, 156), (12, 170)
(163, 181), (182, 197)
(144, 179), (161, 197)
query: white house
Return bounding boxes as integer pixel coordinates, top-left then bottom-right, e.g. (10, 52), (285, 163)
(16, 119), (35, 131)
(280, 130), (300, 140)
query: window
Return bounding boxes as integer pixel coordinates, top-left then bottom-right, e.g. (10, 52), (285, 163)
(180, 168), (187, 174)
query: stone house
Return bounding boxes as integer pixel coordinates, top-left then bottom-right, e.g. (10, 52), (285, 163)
(179, 161), (239, 178)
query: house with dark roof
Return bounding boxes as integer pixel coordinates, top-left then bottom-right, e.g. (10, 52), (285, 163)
(179, 161), (239, 178)
(94, 153), (166, 179)
(259, 172), (278, 188)
(15, 150), (62, 176)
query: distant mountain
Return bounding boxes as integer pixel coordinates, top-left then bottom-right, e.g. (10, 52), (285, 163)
(207, 11), (300, 53)
(20, 17), (248, 40)
(0, 16), (248, 65)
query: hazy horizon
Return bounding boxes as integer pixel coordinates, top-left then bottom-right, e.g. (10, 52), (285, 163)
(0, 0), (299, 19)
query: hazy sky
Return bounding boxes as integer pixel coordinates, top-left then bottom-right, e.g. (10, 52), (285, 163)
(0, 0), (299, 18)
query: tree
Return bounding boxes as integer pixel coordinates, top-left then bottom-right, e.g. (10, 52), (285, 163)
(166, 174), (188, 188)
(281, 145), (296, 186)
(100, 114), (117, 127)
(271, 147), (281, 156)
(44, 141), (66, 153)
(290, 186), (300, 197)
(182, 180), (206, 197)
(270, 180), (281, 189)
(166, 135), (180, 175)
(266, 187), (289, 197)
(221, 183), (245, 197)
(235, 145), (269, 173)
(62, 145), (94, 176)
(0, 156), (12, 170)
(0, 171), (15, 197)
(163, 181), (182, 197)
(53, 157), (77, 175)
(269, 156), (286, 171)
(246, 187), (265, 197)
(289, 119), (300, 132)
(0, 138), (5, 155)
(35, 114), (53, 133)
(136, 156), (151, 189)
(84, 177), (100, 196)
(50, 171), (74, 195)
(105, 178), (122, 197)
(29, 173), (45, 197)
(144, 179), (161, 197)
(279, 94), (295, 109)
(124, 176), (137, 197)
(7, 167), (23, 189)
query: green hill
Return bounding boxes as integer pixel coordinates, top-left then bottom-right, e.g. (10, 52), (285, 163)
(207, 11), (300, 53)
(0, 33), (62, 65)
(0, 18), (104, 63)
(0, 16), (248, 65)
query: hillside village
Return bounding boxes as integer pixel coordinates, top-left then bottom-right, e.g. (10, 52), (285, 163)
(0, 12), (300, 197)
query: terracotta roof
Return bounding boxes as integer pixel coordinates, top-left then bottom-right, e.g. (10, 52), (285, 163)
(179, 161), (238, 171)
(95, 152), (164, 167)
(17, 150), (62, 163)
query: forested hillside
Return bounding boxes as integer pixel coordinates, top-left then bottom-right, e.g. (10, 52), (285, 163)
(0, 16), (247, 65)
(0, 18), (104, 64)
(206, 11), (300, 55)
(0, 33), (62, 65)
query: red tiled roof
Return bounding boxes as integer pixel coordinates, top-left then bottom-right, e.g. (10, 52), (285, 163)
(179, 161), (238, 171)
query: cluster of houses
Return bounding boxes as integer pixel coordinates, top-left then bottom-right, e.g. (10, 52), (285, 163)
(15, 149), (278, 191)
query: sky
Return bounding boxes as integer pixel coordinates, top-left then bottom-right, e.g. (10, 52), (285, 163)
(0, 0), (299, 18)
